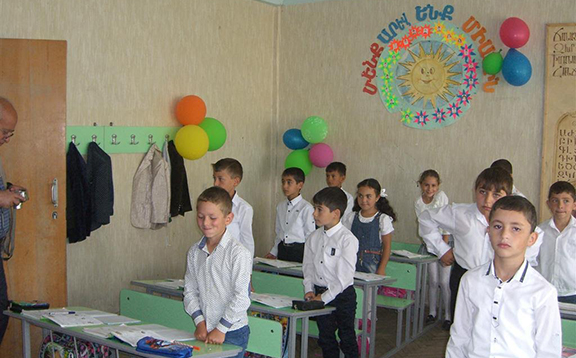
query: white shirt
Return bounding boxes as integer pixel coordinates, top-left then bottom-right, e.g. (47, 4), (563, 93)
(419, 203), (540, 270)
(270, 195), (315, 256)
(302, 222), (358, 304)
(341, 211), (394, 236)
(341, 188), (354, 217)
(537, 216), (576, 296)
(183, 230), (252, 333)
(446, 260), (562, 358)
(227, 193), (254, 257)
(414, 191), (450, 236)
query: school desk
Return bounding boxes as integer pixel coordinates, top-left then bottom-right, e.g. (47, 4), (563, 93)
(251, 263), (396, 358)
(4, 306), (242, 358)
(130, 279), (335, 358)
(388, 253), (438, 338)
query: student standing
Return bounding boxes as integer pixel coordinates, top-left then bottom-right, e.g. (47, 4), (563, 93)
(325, 162), (354, 217)
(183, 187), (252, 358)
(446, 196), (562, 357)
(303, 187), (358, 358)
(266, 167), (315, 263)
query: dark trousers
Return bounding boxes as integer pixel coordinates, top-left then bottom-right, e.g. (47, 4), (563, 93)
(315, 285), (358, 358)
(449, 261), (467, 323)
(0, 261), (8, 344)
(277, 241), (304, 263)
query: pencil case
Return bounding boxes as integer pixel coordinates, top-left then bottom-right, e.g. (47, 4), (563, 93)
(9, 300), (50, 313)
(292, 300), (325, 311)
(136, 337), (193, 358)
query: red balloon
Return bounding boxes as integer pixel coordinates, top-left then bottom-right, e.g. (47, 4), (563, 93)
(176, 95), (206, 125)
(500, 17), (530, 49)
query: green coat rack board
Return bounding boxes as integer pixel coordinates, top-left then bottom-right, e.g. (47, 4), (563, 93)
(66, 126), (180, 155)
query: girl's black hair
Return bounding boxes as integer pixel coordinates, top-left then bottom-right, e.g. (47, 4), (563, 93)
(418, 169), (441, 185)
(352, 178), (397, 222)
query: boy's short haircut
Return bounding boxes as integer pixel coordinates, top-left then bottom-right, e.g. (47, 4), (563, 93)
(548, 180), (576, 200)
(489, 195), (538, 232)
(475, 167), (513, 195)
(490, 159), (513, 175)
(326, 162), (347, 176)
(313, 187), (347, 219)
(282, 167), (305, 183)
(197, 186), (233, 215)
(212, 158), (243, 180)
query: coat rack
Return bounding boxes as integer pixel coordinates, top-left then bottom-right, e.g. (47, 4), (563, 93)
(66, 124), (180, 155)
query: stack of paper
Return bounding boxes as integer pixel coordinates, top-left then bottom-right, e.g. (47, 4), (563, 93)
(251, 292), (297, 309)
(43, 312), (103, 328)
(254, 257), (302, 268)
(354, 272), (390, 282)
(391, 250), (428, 259)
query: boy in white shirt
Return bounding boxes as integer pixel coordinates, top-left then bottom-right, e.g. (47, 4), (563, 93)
(183, 186), (252, 358)
(325, 162), (354, 217)
(537, 180), (576, 303)
(419, 167), (512, 324)
(490, 159), (525, 197)
(303, 187), (358, 358)
(266, 167), (315, 263)
(446, 196), (561, 358)
(212, 158), (254, 257)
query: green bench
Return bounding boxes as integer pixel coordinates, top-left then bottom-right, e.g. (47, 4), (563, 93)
(376, 260), (417, 350)
(119, 289), (283, 358)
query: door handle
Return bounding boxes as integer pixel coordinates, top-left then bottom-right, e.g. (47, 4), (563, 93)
(51, 178), (58, 208)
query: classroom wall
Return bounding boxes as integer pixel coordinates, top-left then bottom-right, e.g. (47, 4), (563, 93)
(0, 0), (278, 312)
(276, 0), (576, 242)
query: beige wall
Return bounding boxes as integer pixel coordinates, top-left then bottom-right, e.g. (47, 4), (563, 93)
(1, 0), (574, 313)
(277, 0), (576, 242)
(0, 0), (278, 312)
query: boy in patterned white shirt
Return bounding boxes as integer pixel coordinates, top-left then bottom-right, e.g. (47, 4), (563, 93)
(183, 186), (252, 358)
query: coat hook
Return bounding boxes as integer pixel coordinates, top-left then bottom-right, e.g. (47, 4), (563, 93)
(130, 134), (139, 145)
(148, 134), (154, 145)
(111, 134), (120, 145)
(71, 135), (80, 146)
(91, 134), (101, 146)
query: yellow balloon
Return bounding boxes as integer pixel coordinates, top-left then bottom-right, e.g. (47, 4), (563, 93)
(175, 125), (209, 160)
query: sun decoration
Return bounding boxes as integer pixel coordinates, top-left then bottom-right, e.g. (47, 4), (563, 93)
(377, 21), (481, 129)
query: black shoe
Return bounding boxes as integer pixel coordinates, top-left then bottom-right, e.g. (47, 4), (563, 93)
(425, 315), (436, 323)
(442, 320), (452, 331)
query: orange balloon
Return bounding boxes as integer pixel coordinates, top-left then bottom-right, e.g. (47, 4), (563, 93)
(176, 95), (207, 125)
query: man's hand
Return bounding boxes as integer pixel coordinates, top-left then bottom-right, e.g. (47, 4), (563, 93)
(8, 184), (26, 194)
(440, 249), (455, 267)
(194, 321), (208, 342)
(304, 291), (315, 301)
(206, 328), (225, 344)
(0, 190), (23, 208)
(265, 253), (276, 259)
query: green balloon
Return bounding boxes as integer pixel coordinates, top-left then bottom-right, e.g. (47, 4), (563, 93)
(199, 117), (227, 151)
(285, 149), (312, 176)
(301, 116), (328, 144)
(482, 51), (503, 75)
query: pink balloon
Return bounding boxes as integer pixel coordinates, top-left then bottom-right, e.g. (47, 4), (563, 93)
(309, 143), (334, 168)
(500, 17), (530, 49)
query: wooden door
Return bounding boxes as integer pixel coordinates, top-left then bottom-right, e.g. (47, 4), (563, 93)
(0, 39), (67, 356)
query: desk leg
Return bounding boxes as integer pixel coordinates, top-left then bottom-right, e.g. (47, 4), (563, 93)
(288, 316), (297, 358)
(301, 317), (309, 358)
(418, 264), (429, 333)
(21, 320), (31, 358)
(361, 287), (368, 358)
(412, 263), (423, 338)
(369, 286), (377, 358)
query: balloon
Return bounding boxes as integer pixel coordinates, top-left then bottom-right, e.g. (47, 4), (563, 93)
(199, 117), (227, 151)
(174, 125), (209, 160)
(301, 116), (328, 144)
(176, 95), (207, 125)
(482, 51), (503, 75)
(500, 17), (530, 49)
(282, 129), (309, 150)
(502, 48), (532, 86)
(285, 149), (312, 176)
(309, 143), (334, 168)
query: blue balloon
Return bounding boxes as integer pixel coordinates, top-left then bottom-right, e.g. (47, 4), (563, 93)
(502, 48), (532, 86)
(283, 129), (309, 150)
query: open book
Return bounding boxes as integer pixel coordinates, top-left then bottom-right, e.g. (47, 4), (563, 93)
(391, 250), (429, 259)
(43, 312), (103, 328)
(85, 324), (196, 347)
(251, 292), (298, 309)
(354, 272), (391, 282)
(253, 257), (302, 268)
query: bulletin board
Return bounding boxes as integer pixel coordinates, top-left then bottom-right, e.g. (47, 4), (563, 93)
(540, 23), (576, 220)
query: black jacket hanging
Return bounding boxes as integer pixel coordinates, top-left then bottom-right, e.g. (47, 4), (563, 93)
(168, 140), (192, 217)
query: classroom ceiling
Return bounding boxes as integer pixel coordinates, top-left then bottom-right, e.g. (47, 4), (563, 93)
(254, 0), (342, 5)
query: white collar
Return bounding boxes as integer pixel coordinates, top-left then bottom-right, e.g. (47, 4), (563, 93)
(288, 195), (302, 206)
(324, 222), (343, 237)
